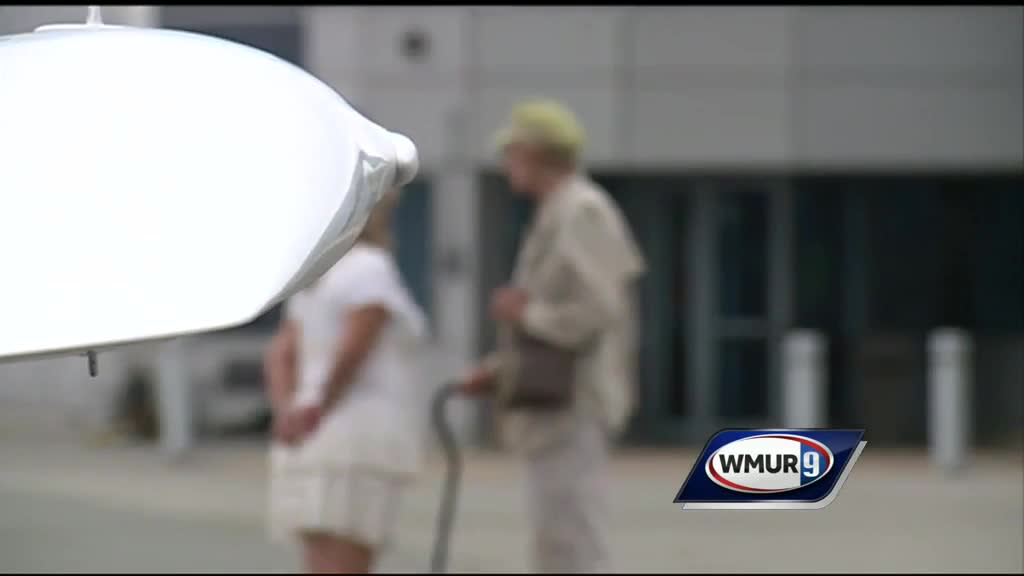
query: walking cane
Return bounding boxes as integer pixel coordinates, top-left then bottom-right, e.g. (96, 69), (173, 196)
(430, 382), (462, 573)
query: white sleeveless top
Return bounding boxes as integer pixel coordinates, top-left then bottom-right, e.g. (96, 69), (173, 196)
(271, 243), (427, 477)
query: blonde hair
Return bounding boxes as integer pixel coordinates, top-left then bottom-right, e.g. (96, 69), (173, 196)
(358, 188), (400, 250)
(493, 98), (586, 163)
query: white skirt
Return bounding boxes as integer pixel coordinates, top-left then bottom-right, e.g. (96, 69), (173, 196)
(268, 463), (408, 549)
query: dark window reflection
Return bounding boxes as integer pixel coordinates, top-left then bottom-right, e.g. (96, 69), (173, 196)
(394, 178), (435, 325)
(670, 197), (690, 418)
(865, 179), (942, 332)
(717, 339), (767, 419)
(718, 189), (767, 318)
(235, 304), (283, 333)
(177, 25), (303, 67)
(793, 179), (844, 331)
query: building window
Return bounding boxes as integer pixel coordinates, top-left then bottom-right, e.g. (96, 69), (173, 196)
(793, 172), (1024, 440)
(393, 177), (435, 326)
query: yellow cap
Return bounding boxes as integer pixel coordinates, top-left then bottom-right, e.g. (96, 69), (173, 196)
(493, 98), (586, 156)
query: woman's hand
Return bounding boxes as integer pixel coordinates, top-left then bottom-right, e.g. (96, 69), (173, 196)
(293, 404), (323, 442)
(272, 412), (295, 444)
(272, 405), (323, 446)
(491, 286), (529, 324)
(457, 362), (497, 396)
(272, 410), (302, 445)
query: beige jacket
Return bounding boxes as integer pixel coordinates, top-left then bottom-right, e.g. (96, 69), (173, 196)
(486, 173), (645, 452)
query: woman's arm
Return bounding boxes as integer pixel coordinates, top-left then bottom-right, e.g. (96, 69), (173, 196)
(264, 319), (299, 418)
(320, 304), (392, 412)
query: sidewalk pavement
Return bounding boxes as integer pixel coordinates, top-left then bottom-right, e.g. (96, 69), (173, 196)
(0, 434), (1020, 573)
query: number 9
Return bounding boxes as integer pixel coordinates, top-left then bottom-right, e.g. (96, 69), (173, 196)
(803, 452), (820, 477)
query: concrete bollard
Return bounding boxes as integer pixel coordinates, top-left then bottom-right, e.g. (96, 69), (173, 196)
(156, 337), (193, 459)
(928, 328), (972, 472)
(783, 330), (828, 428)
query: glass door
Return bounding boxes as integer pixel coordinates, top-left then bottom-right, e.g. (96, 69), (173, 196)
(604, 176), (694, 443)
(711, 182), (783, 429)
(618, 176), (790, 444)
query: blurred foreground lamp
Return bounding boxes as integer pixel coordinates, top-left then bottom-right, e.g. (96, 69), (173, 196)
(0, 7), (419, 369)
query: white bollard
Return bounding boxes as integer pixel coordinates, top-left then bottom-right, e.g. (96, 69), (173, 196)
(156, 338), (193, 459)
(928, 328), (972, 472)
(783, 330), (828, 428)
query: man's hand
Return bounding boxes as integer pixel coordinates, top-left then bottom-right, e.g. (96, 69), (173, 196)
(457, 362), (497, 396)
(491, 286), (528, 324)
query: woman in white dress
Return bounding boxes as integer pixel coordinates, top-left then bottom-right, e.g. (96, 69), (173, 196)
(263, 189), (427, 573)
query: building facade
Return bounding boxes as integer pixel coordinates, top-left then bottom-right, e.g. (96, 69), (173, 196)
(1, 6), (1020, 446)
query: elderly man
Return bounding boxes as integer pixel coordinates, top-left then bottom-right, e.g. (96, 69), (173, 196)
(459, 99), (645, 572)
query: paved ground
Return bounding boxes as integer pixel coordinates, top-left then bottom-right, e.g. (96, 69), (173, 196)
(0, 432), (1020, 573)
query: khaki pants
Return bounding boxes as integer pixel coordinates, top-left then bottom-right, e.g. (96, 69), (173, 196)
(523, 409), (610, 573)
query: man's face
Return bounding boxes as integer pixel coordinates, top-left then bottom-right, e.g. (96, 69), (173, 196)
(500, 143), (543, 197)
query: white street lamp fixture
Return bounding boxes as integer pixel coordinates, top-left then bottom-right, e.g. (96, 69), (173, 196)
(0, 7), (419, 369)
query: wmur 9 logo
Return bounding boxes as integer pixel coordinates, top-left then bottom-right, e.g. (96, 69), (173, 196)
(675, 429), (866, 509)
